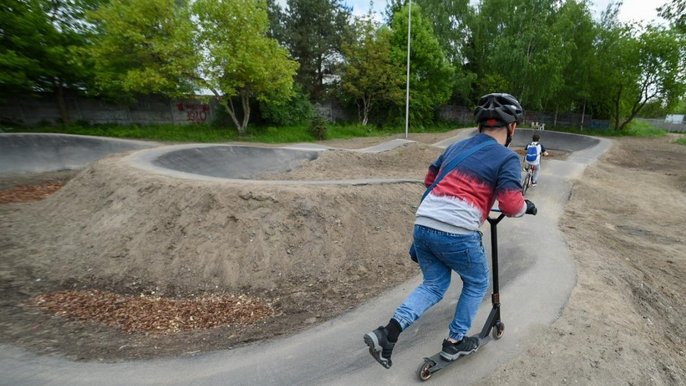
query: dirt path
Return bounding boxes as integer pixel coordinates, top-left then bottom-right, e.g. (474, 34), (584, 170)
(1, 130), (685, 385)
(481, 134), (686, 385)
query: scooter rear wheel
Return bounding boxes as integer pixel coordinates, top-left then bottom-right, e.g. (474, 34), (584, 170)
(417, 360), (434, 381)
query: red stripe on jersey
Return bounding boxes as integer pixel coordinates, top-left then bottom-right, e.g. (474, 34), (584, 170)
(497, 188), (526, 217)
(424, 167), (438, 187)
(431, 171), (494, 220)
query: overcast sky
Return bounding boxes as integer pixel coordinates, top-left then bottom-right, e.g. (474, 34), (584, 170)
(276, 0), (669, 25)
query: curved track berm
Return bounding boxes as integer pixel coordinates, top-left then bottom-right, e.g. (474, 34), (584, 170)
(0, 129), (612, 385)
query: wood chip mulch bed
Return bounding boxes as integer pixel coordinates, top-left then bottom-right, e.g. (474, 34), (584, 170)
(0, 183), (64, 203)
(28, 290), (275, 334)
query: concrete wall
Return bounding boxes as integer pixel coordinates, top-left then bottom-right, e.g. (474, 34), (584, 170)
(0, 94), (216, 126)
(1, 93), (620, 131)
(438, 104), (605, 129)
(314, 100), (354, 123)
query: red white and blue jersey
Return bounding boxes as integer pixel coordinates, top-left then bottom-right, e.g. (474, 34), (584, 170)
(415, 133), (527, 234)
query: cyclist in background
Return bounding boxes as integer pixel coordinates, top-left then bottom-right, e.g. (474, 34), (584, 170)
(524, 133), (549, 186)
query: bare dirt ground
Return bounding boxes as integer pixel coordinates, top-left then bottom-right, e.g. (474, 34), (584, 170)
(0, 129), (685, 385)
(482, 134), (686, 386)
(0, 131), (461, 361)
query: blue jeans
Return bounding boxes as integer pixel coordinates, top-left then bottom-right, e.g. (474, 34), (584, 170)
(393, 225), (489, 341)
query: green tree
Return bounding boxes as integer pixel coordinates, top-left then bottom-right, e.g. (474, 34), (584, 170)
(266, 0), (285, 41)
(616, 27), (685, 130)
(639, 100), (670, 118)
(590, 6), (685, 132)
(674, 97), (686, 114)
(546, 0), (598, 127)
(282, 0), (352, 101)
(0, 0), (101, 123)
(659, 0), (686, 34)
(86, 0), (297, 134)
(384, 0), (404, 22)
(411, 1), (472, 65)
(45, 0), (105, 122)
(412, 0), (475, 103)
(584, 2), (625, 122)
(341, 17), (405, 125)
(86, 0), (198, 99)
(194, 0), (299, 134)
(0, 0), (55, 98)
(388, 4), (455, 125)
(468, 0), (569, 110)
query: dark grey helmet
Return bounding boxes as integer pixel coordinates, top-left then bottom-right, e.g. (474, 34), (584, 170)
(474, 93), (523, 126)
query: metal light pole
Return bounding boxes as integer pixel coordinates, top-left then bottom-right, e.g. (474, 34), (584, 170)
(404, 0), (412, 139)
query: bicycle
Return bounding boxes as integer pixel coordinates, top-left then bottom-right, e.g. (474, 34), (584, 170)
(521, 163), (536, 196)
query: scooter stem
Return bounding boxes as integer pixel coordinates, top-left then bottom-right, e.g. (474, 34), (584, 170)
(487, 213), (506, 304)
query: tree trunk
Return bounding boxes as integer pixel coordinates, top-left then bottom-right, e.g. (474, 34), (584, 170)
(361, 95), (371, 126)
(619, 93), (654, 131)
(54, 79), (71, 125)
(221, 97), (242, 134)
(613, 86), (623, 130)
(554, 106), (558, 128)
(240, 90), (250, 135)
(204, 83), (246, 135)
(580, 100), (586, 131)
(315, 55), (324, 100)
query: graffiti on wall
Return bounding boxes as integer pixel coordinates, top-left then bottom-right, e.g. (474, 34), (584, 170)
(176, 102), (210, 122)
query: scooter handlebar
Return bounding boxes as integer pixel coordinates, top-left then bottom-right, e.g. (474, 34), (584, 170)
(490, 202), (537, 216)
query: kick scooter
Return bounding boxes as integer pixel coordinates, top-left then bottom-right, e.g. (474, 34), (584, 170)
(416, 209), (511, 381)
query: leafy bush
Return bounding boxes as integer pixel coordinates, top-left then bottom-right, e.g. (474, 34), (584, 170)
(309, 115), (327, 140)
(260, 86), (315, 126)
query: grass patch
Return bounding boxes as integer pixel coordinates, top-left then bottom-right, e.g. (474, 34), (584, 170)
(674, 136), (686, 145)
(623, 120), (667, 137)
(1, 122), (462, 143)
(1, 123), (238, 143)
(544, 119), (667, 138)
(3, 118), (669, 143)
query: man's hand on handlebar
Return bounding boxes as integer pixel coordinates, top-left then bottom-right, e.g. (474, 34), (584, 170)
(525, 199), (537, 215)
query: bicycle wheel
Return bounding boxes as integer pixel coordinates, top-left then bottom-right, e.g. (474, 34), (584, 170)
(522, 170), (531, 195)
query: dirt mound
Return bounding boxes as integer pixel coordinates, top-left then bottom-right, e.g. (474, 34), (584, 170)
(2, 143), (441, 295)
(258, 142), (442, 180)
(1, 141), (446, 360)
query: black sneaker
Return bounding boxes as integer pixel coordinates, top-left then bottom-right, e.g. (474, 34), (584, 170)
(440, 336), (479, 361)
(363, 326), (395, 369)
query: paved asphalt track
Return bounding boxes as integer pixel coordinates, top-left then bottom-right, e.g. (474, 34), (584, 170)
(0, 129), (611, 385)
(0, 133), (157, 175)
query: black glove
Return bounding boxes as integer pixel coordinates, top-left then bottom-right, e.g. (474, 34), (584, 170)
(525, 199), (537, 215)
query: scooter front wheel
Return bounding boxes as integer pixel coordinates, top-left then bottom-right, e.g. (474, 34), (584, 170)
(492, 321), (505, 340)
(417, 360), (435, 381)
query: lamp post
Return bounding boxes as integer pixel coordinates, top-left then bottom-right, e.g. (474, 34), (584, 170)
(404, 0), (412, 139)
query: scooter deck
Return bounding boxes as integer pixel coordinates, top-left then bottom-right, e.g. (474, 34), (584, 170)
(418, 335), (493, 380)
(416, 211), (509, 382)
